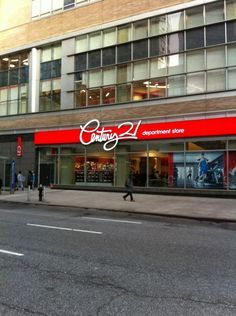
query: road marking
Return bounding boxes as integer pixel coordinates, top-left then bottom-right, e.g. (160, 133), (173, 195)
(81, 217), (142, 225)
(27, 223), (102, 234)
(0, 249), (24, 256)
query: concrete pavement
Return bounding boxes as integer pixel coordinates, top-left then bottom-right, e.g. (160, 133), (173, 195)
(0, 188), (235, 221)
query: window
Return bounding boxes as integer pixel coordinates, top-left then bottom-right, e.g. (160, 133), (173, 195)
(103, 28), (116, 47)
(227, 44), (236, 66)
(133, 40), (148, 60)
(205, 2), (224, 24)
(75, 35), (88, 53)
(117, 64), (131, 83)
(133, 81), (148, 101)
(207, 69), (225, 91)
(117, 84), (131, 103)
(167, 12), (184, 32)
(228, 68), (236, 89)
(150, 16), (167, 36)
(186, 6), (204, 28)
(227, 21), (236, 42)
(186, 50), (205, 72)
(102, 47), (116, 66)
(118, 25), (132, 43)
(117, 44), (131, 63)
(149, 78), (166, 98)
(206, 24), (225, 46)
(187, 72), (205, 94)
(150, 36), (166, 56)
(75, 53), (87, 71)
(206, 47), (225, 69)
(186, 28), (204, 49)
(88, 69), (101, 87)
(133, 20), (148, 40)
(88, 88), (100, 106)
(103, 67), (116, 85)
(168, 54), (185, 75)
(102, 86), (115, 104)
(150, 57), (167, 77)
(64, 0), (75, 9)
(89, 32), (101, 50)
(168, 75), (185, 97)
(167, 32), (184, 54)
(88, 50), (101, 69)
(133, 61), (148, 80)
(226, 0), (236, 20)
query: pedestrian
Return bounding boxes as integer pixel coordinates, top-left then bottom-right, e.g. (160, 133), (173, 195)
(27, 170), (33, 189)
(123, 174), (135, 202)
(38, 184), (43, 201)
(32, 170), (35, 190)
(17, 171), (24, 190)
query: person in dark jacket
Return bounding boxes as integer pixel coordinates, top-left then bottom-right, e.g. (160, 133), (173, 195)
(123, 174), (135, 202)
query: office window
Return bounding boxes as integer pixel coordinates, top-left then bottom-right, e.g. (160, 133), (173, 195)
(186, 6), (204, 28)
(168, 53), (185, 75)
(118, 25), (132, 43)
(51, 60), (61, 77)
(9, 87), (18, 115)
(75, 35), (88, 53)
(227, 21), (236, 42)
(186, 50), (205, 72)
(117, 44), (131, 63)
(133, 20), (148, 40)
(89, 32), (101, 50)
(226, 0), (236, 19)
(149, 78), (166, 98)
(150, 16), (167, 36)
(103, 67), (116, 85)
(19, 85), (28, 113)
(150, 36), (166, 56)
(186, 28), (204, 49)
(187, 72), (205, 94)
(205, 2), (224, 24)
(227, 44), (236, 66)
(167, 12), (184, 32)
(64, 0), (75, 9)
(150, 57), (167, 77)
(88, 88), (100, 106)
(88, 50), (101, 69)
(102, 86), (115, 105)
(117, 64), (131, 83)
(133, 40), (148, 60)
(102, 47), (116, 66)
(168, 75), (185, 96)
(206, 47), (225, 69)
(32, 0), (40, 17)
(228, 68), (236, 89)
(206, 24), (225, 46)
(103, 28), (116, 47)
(133, 61), (148, 80)
(167, 32), (184, 54)
(53, 0), (63, 11)
(41, 62), (52, 80)
(207, 69), (225, 91)
(133, 81), (148, 101)
(41, 0), (51, 14)
(9, 69), (19, 85)
(75, 53), (87, 71)
(0, 72), (8, 87)
(117, 84), (131, 102)
(88, 69), (101, 87)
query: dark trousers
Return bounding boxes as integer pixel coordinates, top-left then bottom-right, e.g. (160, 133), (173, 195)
(123, 192), (134, 201)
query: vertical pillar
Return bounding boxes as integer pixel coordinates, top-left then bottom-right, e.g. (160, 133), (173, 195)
(29, 48), (40, 113)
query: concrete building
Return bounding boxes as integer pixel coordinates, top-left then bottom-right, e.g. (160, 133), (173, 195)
(0, 0), (236, 193)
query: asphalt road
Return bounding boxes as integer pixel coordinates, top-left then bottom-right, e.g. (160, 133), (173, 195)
(0, 202), (236, 316)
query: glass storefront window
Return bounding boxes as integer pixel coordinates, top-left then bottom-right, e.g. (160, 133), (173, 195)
(150, 15), (167, 36)
(229, 151), (236, 189)
(186, 140), (226, 150)
(186, 6), (204, 28)
(187, 72), (205, 94)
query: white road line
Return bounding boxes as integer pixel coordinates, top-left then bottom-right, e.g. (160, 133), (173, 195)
(27, 223), (102, 234)
(0, 249), (24, 257)
(81, 217), (142, 225)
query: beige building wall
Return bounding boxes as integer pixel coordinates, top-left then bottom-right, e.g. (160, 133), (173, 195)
(0, 0), (193, 52)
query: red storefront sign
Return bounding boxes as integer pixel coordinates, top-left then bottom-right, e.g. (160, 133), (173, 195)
(17, 136), (22, 157)
(34, 117), (236, 150)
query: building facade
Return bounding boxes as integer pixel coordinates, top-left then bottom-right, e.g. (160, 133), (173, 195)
(0, 0), (236, 192)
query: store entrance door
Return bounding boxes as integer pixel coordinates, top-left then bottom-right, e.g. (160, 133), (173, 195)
(40, 163), (54, 186)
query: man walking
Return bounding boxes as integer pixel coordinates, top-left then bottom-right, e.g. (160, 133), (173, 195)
(123, 174), (135, 202)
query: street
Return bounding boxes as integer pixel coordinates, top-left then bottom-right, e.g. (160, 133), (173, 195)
(0, 202), (235, 316)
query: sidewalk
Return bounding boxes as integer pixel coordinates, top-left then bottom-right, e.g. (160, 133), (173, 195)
(0, 188), (236, 222)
